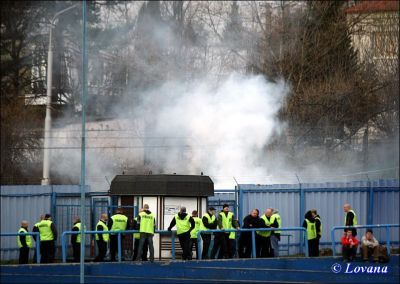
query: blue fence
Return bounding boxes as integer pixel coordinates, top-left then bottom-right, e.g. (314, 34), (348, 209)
(210, 179), (400, 255)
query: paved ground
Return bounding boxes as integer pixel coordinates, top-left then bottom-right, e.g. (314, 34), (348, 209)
(1, 256), (398, 283)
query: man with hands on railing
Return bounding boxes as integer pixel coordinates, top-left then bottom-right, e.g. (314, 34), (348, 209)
(108, 208), (128, 261)
(94, 213), (109, 262)
(17, 220), (32, 264)
(168, 206), (195, 260)
(210, 204), (239, 259)
(269, 208), (282, 257)
(137, 204), (155, 263)
(257, 208), (276, 258)
(200, 206), (217, 259)
(132, 208), (149, 261)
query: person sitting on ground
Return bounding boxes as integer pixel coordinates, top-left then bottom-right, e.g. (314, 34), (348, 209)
(341, 230), (359, 262)
(361, 229), (379, 262)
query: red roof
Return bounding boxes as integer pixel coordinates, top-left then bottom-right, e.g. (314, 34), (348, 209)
(345, 0), (399, 14)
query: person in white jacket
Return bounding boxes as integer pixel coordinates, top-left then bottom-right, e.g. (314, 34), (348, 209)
(361, 229), (379, 262)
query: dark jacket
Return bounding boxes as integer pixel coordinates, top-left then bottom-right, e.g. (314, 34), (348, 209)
(345, 211), (355, 227)
(241, 214), (262, 239)
(168, 212), (195, 232)
(314, 214), (322, 238)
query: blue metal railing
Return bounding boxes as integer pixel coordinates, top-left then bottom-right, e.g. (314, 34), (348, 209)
(331, 224), (400, 256)
(61, 230), (176, 263)
(196, 227), (308, 260)
(0, 232), (40, 263)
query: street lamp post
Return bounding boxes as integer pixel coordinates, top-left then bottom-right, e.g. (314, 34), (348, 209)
(42, 4), (78, 185)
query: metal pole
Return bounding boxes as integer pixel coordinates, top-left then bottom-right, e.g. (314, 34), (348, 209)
(331, 227), (336, 256)
(197, 233), (202, 260)
(386, 226), (391, 256)
(117, 233), (122, 262)
(80, 1), (87, 283)
(36, 234), (41, 263)
(41, 4), (78, 185)
(251, 230), (256, 258)
(171, 232), (176, 260)
(62, 232), (67, 263)
(41, 26), (53, 185)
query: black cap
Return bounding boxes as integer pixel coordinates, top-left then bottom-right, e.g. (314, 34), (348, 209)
(208, 206), (216, 211)
(223, 204), (229, 209)
(45, 214), (51, 219)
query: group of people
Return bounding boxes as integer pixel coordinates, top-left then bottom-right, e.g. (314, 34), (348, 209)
(16, 202), (387, 264)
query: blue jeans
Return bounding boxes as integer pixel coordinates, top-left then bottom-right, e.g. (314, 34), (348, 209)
(270, 235), (279, 257)
(137, 233), (154, 262)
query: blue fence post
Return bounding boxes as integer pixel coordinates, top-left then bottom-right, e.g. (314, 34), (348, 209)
(331, 227), (336, 256)
(197, 232), (202, 260)
(171, 231), (176, 260)
(51, 191), (57, 225)
(35, 233), (41, 263)
(117, 232), (122, 262)
(368, 181), (374, 225)
(304, 229), (309, 257)
(251, 230), (256, 258)
(238, 187), (243, 225)
(386, 226), (391, 256)
(61, 232), (67, 263)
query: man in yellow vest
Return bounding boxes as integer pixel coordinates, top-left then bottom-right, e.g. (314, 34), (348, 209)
(108, 208), (128, 261)
(311, 209), (321, 256)
(189, 210), (202, 260)
(137, 204), (155, 262)
(32, 213), (57, 263)
(94, 213), (109, 262)
(303, 210), (318, 257)
(210, 204), (239, 259)
(270, 208), (281, 257)
(71, 217), (82, 262)
(200, 206), (217, 259)
(17, 220), (32, 264)
(168, 206), (195, 260)
(132, 209), (149, 261)
(257, 208), (275, 257)
(344, 203), (358, 236)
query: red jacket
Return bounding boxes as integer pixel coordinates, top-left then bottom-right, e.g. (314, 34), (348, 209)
(341, 235), (359, 247)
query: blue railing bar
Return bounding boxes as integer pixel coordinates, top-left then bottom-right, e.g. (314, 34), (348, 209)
(330, 224), (400, 256)
(0, 232), (40, 263)
(196, 227), (307, 260)
(61, 230), (176, 263)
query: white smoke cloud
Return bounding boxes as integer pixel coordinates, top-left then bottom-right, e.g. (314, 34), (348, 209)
(133, 73), (288, 188)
